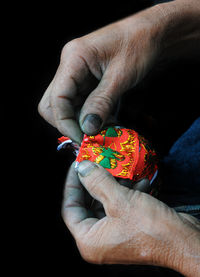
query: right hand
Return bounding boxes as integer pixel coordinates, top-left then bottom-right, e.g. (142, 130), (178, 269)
(38, 6), (162, 144)
(62, 161), (200, 276)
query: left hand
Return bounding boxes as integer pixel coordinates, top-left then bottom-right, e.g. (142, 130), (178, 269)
(62, 161), (200, 276)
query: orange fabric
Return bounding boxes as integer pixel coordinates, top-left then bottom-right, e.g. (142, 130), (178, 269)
(58, 127), (158, 183)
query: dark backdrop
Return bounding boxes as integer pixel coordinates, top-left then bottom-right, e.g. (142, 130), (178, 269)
(18, 1), (200, 276)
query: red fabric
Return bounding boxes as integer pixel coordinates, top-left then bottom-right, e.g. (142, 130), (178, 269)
(58, 127), (158, 183)
(58, 136), (70, 143)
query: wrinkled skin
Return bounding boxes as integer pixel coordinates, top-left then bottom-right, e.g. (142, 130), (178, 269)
(62, 161), (200, 276)
(38, 0), (200, 145)
(38, 0), (200, 275)
(38, 8), (162, 144)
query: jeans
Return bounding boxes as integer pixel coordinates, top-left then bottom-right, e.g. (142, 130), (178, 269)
(159, 117), (200, 220)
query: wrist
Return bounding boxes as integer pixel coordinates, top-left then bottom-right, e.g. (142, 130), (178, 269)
(153, 0), (200, 60)
(154, 211), (200, 276)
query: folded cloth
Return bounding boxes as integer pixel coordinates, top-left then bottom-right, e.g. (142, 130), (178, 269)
(58, 126), (158, 187)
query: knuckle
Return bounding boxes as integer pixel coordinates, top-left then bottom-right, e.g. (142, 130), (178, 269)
(126, 189), (145, 212)
(86, 174), (104, 198)
(93, 170), (110, 186)
(37, 100), (43, 116)
(88, 169), (109, 191)
(37, 98), (47, 118)
(130, 189), (144, 203)
(90, 93), (115, 114)
(61, 38), (83, 60)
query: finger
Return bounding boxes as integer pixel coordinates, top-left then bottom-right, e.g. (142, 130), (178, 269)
(77, 160), (122, 212)
(49, 42), (95, 143)
(38, 69), (99, 135)
(79, 62), (126, 135)
(132, 178), (151, 193)
(50, 67), (83, 144)
(38, 79), (57, 127)
(38, 79), (86, 127)
(62, 163), (98, 237)
(38, 69), (82, 141)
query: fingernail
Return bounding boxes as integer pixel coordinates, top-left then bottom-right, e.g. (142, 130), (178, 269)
(77, 160), (98, 177)
(82, 114), (103, 135)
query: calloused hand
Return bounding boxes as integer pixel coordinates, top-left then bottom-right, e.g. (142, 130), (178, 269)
(62, 161), (200, 276)
(38, 7), (162, 144)
(38, 1), (200, 145)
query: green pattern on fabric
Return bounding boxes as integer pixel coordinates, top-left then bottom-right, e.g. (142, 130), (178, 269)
(99, 157), (111, 168)
(99, 147), (121, 169)
(105, 127), (118, 137)
(101, 147), (118, 159)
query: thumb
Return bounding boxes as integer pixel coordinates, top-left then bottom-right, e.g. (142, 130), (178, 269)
(77, 160), (122, 210)
(79, 63), (127, 135)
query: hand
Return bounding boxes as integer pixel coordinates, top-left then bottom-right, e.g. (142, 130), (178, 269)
(38, 0), (200, 144)
(38, 6), (162, 144)
(62, 161), (200, 276)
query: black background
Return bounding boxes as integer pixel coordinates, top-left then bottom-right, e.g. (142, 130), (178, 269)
(14, 1), (200, 276)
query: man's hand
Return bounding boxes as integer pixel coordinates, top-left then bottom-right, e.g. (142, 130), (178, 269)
(38, 0), (200, 144)
(62, 161), (200, 276)
(38, 7), (162, 143)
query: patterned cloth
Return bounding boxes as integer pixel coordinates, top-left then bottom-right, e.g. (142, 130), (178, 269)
(58, 126), (158, 184)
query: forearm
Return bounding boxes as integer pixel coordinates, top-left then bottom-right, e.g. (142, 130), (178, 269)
(155, 212), (200, 276)
(178, 234), (200, 277)
(115, 0), (200, 73)
(154, 0), (200, 60)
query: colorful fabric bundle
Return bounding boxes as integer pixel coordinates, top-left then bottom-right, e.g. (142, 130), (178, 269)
(58, 126), (158, 185)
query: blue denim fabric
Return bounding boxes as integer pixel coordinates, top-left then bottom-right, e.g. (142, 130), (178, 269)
(160, 118), (200, 219)
(154, 0), (174, 4)
(174, 205), (200, 218)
